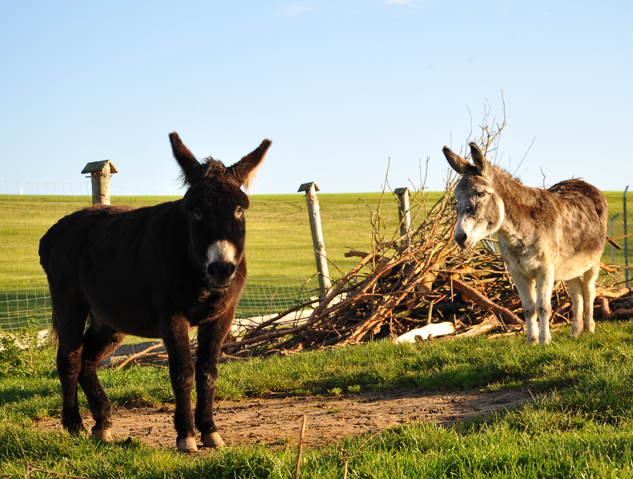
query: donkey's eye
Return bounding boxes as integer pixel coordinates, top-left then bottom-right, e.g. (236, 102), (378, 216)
(192, 208), (202, 221)
(235, 206), (244, 218)
(477, 192), (486, 198)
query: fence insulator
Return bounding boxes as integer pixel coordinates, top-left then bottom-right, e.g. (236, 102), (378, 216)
(394, 187), (411, 238)
(298, 182), (331, 298)
(81, 160), (118, 205)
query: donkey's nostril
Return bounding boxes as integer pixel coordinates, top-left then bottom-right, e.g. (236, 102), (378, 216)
(225, 262), (236, 278)
(455, 232), (467, 246)
(207, 261), (237, 285)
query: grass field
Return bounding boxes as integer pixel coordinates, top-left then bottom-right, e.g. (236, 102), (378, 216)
(3, 320), (633, 477)
(1, 190), (631, 331)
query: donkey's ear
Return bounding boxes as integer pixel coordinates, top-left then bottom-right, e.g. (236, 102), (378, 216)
(468, 142), (488, 175)
(169, 132), (201, 186)
(228, 139), (272, 190)
(442, 146), (475, 175)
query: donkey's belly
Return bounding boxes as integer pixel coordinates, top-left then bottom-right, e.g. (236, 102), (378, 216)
(76, 252), (165, 334)
(553, 253), (599, 282)
(503, 246), (598, 282)
(89, 300), (163, 338)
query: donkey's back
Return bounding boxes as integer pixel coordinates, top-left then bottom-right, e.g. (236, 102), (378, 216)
(39, 204), (134, 280)
(545, 179), (608, 281)
(39, 203), (173, 337)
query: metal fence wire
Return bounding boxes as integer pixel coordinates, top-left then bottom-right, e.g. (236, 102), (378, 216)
(0, 182), (401, 331)
(605, 188), (631, 287)
(1, 182), (631, 332)
(1, 182), (92, 331)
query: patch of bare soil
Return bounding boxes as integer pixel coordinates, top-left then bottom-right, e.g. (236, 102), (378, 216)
(35, 388), (533, 451)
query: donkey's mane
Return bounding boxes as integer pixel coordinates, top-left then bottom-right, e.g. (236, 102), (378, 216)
(201, 157), (227, 176)
(177, 157), (235, 187)
(490, 164), (523, 185)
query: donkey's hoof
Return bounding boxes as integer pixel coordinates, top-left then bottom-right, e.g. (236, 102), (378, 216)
(177, 437), (198, 453)
(92, 428), (112, 442)
(202, 432), (225, 448)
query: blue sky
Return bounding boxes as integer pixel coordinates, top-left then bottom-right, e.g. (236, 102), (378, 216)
(1, 1), (631, 195)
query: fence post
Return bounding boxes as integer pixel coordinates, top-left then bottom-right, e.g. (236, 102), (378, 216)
(625, 185), (630, 287)
(394, 187), (411, 238)
(298, 182), (331, 298)
(81, 160), (118, 205)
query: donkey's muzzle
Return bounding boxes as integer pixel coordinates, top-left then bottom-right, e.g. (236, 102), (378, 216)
(454, 231), (468, 249)
(207, 261), (237, 288)
(204, 240), (238, 288)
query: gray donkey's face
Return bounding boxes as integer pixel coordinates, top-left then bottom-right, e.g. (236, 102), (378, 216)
(443, 143), (505, 250)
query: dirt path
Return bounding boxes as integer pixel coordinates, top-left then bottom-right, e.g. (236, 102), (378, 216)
(36, 388), (533, 451)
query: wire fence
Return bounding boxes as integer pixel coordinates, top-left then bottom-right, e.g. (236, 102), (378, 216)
(0, 181), (402, 332)
(1, 182), (92, 330)
(604, 190), (632, 287)
(1, 182), (631, 332)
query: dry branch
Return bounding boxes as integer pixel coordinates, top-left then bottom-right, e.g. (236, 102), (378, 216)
(450, 277), (520, 325)
(597, 287), (632, 299)
(453, 315), (503, 339)
(113, 342), (165, 370)
(24, 464), (96, 479)
(597, 297), (633, 320)
(295, 415), (307, 479)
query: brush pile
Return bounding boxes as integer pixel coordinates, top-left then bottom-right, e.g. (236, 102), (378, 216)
(222, 185), (633, 357)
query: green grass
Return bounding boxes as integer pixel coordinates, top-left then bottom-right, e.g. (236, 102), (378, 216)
(4, 321), (633, 476)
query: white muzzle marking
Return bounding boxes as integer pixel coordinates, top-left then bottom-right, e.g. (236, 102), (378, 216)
(206, 240), (237, 267)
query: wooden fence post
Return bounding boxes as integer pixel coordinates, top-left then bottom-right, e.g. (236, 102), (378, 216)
(394, 187), (411, 238)
(81, 160), (118, 205)
(298, 182), (331, 298)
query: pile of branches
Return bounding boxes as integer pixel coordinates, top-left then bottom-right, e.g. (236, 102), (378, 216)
(220, 103), (633, 356)
(221, 179), (633, 357)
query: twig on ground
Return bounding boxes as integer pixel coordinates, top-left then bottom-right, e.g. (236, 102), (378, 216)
(114, 342), (165, 370)
(295, 415), (307, 479)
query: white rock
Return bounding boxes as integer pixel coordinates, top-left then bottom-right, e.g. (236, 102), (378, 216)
(395, 322), (455, 343)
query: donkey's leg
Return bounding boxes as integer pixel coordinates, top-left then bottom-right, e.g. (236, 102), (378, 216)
(535, 269), (555, 345)
(161, 315), (197, 452)
(78, 315), (126, 442)
(195, 314), (233, 448)
(566, 277), (585, 338)
(52, 290), (90, 435)
(511, 273), (538, 343)
(582, 264), (600, 334)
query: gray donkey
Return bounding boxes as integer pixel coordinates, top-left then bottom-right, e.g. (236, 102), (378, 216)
(443, 142), (608, 344)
